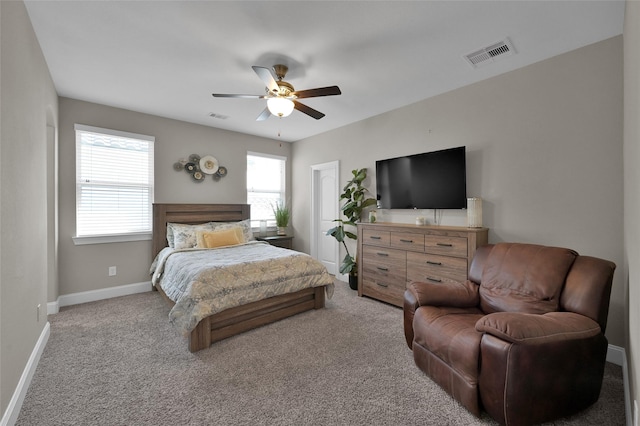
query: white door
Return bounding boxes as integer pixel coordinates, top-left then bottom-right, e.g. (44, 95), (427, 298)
(310, 161), (339, 275)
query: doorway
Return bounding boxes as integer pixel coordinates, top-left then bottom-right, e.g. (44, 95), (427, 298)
(310, 161), (339, 275)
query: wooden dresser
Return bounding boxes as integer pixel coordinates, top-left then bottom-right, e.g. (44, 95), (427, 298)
(357, 222), (489, 307)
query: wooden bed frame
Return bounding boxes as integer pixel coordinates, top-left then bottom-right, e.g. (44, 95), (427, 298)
(152, 203), (327, 353)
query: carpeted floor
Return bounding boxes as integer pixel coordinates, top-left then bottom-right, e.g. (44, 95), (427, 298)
(17, 280), (625, 425)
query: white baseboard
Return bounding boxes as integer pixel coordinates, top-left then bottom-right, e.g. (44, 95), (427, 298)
(0, 322), (50, 426)
(47, 281), (152, 314)
(607, 343), (625, 366)
(607, 344), (632, 426)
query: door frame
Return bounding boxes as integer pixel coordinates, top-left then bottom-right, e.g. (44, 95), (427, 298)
(310, 160), (340, 275)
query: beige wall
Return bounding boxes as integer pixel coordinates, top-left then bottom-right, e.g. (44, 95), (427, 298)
(0, 0), (58, 416)
(292, 36), (625, 347)
(624, 0), (640, 414)
(57, 98), (291, 296)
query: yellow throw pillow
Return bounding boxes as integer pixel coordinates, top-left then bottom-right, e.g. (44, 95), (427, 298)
(196, 227), (244, 248)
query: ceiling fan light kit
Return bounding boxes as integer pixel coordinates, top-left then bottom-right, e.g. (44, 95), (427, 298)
(267, 97), (295, 117)
(212, 64), (341, 121)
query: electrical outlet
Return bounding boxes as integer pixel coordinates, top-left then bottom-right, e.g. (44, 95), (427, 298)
(108, 266), (117, 276)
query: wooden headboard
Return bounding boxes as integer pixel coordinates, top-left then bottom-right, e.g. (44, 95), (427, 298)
(152, 203), (250, 259)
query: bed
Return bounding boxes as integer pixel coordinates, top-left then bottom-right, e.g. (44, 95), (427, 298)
(151, 203), (334, 352)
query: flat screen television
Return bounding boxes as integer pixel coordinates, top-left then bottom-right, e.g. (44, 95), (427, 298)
(376, 146), (467, 209)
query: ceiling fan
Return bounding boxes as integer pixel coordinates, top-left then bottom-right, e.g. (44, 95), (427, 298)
(212, 64), (341, 121)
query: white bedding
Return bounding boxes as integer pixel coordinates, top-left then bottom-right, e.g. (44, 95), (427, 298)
(150, 241), (334, 334)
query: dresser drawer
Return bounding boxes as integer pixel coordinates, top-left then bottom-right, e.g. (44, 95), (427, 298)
(362, 229), (390, 247)
(362, 245), (406, 264)
(362, 246), (405, 280)
(424, 235), (468, 258)
(361, 277), (405, 306)
(391, 232), (425, 252)
(407, 252), (467, 284)
(361, 245), (406, 306)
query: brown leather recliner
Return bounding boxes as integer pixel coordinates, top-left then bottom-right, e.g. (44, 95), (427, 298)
(403, 242), (616, 426)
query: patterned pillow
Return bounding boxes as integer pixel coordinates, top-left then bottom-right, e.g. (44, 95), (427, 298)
(210, 219), (254, 242)
(170, 222), (216, 249)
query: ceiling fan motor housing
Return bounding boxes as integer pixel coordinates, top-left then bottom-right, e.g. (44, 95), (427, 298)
(272, 65), (294, 97)
(277, 81), (294, 97)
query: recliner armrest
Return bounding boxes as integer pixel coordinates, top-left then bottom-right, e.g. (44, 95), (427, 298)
(476, 311), (601, 344)
(406, 280), (480, 308)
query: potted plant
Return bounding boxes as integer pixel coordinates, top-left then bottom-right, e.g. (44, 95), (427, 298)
(326, 168), (377, 290)
(272, 200), (290, 235)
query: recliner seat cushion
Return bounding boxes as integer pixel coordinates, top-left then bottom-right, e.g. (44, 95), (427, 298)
(413, 306), (484, 384)
(479, 243), (578, 314)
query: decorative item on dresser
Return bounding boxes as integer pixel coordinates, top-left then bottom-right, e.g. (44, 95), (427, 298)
(356, 222), (489, 307)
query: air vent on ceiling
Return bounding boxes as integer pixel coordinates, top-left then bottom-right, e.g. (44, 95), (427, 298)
(464, 38), (516, 68)
(209, 112), (229, 120)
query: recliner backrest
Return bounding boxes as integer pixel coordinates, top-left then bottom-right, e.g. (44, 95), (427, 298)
(477, 243), (578, 314)
(561, 255), (616, 332)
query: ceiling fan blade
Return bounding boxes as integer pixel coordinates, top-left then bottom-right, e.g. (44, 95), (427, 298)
(252, 66), (280, 95)
(212, 93), (265, 99)
(256, 107), (271, 121)
(293, 86), (341, 99)
(294, 101), (325, 120)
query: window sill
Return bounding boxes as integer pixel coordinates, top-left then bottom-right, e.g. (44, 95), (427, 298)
(72, 232), (152, 246)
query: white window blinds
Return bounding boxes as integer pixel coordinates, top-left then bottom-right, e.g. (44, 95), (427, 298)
(247, 152), (286, 224)
(75, 124), (154, 237)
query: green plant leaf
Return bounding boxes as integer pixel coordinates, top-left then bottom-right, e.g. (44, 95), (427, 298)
(271, 200), (290, 227)
(339, 254), (355, 275)
(326, 226), (345, 242)
(345, 231), (357, 240)
(342, 200), (357, 211)
(361, 198), (377, 209)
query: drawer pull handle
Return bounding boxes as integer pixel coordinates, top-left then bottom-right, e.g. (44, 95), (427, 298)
(376, 282), (388, 288)
(377, 266), (389, 271)
(436, 243), (453, 247)
(370, 236), (382, 240)
(400, 239), (414, 243)
(427, 277), (442, 283)
(426, 261), (442, 266)
(376, 252), (389, 257)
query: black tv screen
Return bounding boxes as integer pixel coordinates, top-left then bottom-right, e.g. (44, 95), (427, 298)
(376, 146), (467, 209)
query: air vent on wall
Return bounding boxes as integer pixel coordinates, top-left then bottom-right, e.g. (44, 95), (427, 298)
(208, 112), (229, 120)
(464, 38), (516, 68)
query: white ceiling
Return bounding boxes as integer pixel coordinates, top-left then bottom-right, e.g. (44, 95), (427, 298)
(24, 1), (625, 143)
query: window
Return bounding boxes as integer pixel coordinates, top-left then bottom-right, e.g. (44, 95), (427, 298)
(74, 124), (154, 244)
(247, 152), (286, 226)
